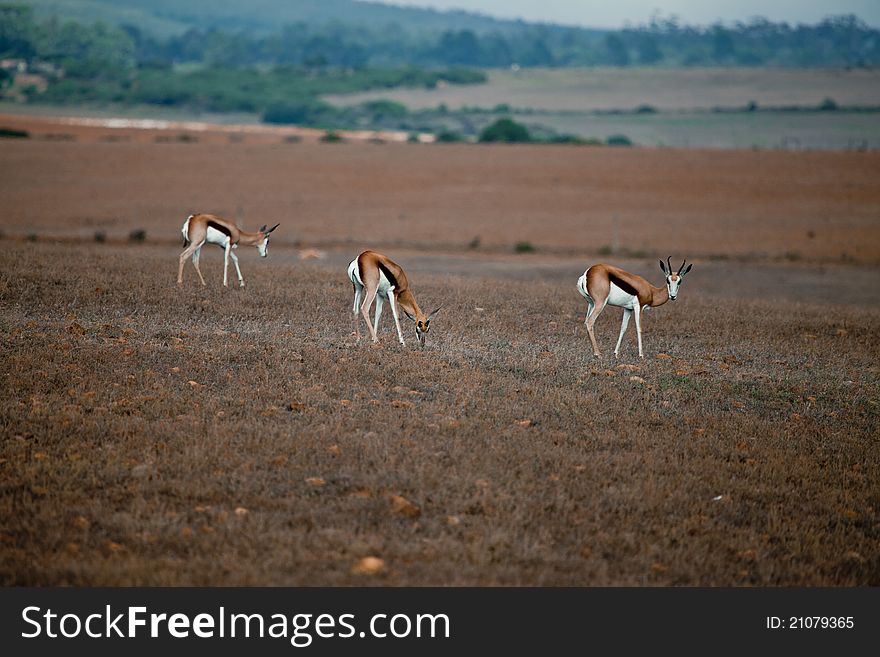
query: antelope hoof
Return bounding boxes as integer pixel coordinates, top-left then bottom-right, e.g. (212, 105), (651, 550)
(239, 282), (245, 288)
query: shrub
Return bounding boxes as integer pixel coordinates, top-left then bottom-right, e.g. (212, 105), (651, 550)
(94, 231), (106, 243)
(514, 241), (535, 253)
(635, 104), (657, 114)
(479, 118), (531, 143)
(818, 97), (838, 112)
(436, 130), (464, 142)
(606, 134), (633, 146)
(546, 134), (586, 144)
(320, 131), (343, 143)
(263, 99), (334, 125)
(0, 127), (29, 139)
(128, 229), (146, 242)
(361, 99), (408, 119)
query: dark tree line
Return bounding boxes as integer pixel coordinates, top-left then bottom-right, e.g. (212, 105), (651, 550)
(3, 4), (879, 75)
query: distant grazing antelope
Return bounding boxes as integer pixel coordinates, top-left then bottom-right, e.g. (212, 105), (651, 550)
(178, 213), (279, 287)
(347, 250), (440, 346)
(577, 257), (692, 359)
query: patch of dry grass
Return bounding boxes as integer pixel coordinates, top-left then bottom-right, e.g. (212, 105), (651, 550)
(1, 242), (878, 585)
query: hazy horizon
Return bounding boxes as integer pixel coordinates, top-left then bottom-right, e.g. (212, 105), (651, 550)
(371, 0), (880, 29)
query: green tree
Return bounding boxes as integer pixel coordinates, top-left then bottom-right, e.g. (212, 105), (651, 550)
(478, 118), (531, 143)
(711, 25), (735, 61)
(0, 5), (37, 59)
(603, 34), (630, 66)
(437, 30), (483, 65)
(636, 34), (662, 64)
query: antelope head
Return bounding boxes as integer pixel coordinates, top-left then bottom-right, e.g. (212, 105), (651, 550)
(256, 223), (280, 257)
(659, 256), (693, 301)
(404, 306), (442, 346)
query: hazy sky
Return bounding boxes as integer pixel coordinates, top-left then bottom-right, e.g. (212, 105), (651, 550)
(376, 1), (880, 28)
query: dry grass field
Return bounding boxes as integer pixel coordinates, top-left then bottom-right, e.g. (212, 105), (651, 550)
(325, 67), (880, 148)
(1, 132), (879, 264)
(327, 67), (880, 112)
(1, 135), (879, 586)
(1, 241), (878, 586)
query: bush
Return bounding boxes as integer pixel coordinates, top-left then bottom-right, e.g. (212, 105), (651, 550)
(436, 130), (464, 142)
(546, 134), (586, 144)
(0, 127), (29, 139)
(360, 99), (408, 120)
(128, 229), (146, 242)
(606, 134), (633, 146)
(514, 241), (535, 253)
(818, 97), (838, 112)
(320, 131), (344, 143)
(263, 99), (334, 125)
(479, 118), (531, 143)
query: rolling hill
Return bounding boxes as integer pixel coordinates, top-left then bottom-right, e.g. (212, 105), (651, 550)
(19, 0), (603, 38)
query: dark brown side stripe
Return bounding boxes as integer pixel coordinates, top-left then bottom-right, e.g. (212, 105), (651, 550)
(609, 273), (638, 296)
(377, 260), (399, 290)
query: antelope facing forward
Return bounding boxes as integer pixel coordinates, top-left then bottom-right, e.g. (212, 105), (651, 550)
(577, 257), (692, 359)
(347, 250), (440, 346)
(178, 213), (279, 287)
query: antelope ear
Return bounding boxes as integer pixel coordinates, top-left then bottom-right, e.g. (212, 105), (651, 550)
(428, 306), (442, 320)
(681, 263), (693, 276)
(403, 310), (416, 322)
(659, 259), (668, 274)
(267, 223), (280, 233)
(259, 224), (267, 233)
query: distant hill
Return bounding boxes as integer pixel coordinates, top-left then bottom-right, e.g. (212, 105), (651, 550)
(19, 0), (602, 38)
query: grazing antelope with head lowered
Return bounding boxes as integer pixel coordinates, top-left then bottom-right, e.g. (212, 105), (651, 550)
(178, 213), (279, 288)
(348, 250), (440, 346)
(577, 256), (692, 359)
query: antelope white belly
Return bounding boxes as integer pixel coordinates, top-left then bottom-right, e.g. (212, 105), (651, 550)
(205, 226), (231, 247)
(607, 282), (638, 309)
(376, 270), (393, 296)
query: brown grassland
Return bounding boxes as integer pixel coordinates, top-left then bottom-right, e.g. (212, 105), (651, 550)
(1, 133), (879, 586)
(327, 67), (880, 112)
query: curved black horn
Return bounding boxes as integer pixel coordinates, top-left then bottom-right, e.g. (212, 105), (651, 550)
(678, 260), (686, 274)
(666, 256), (672, 275)
(267, 223), (280, 233)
